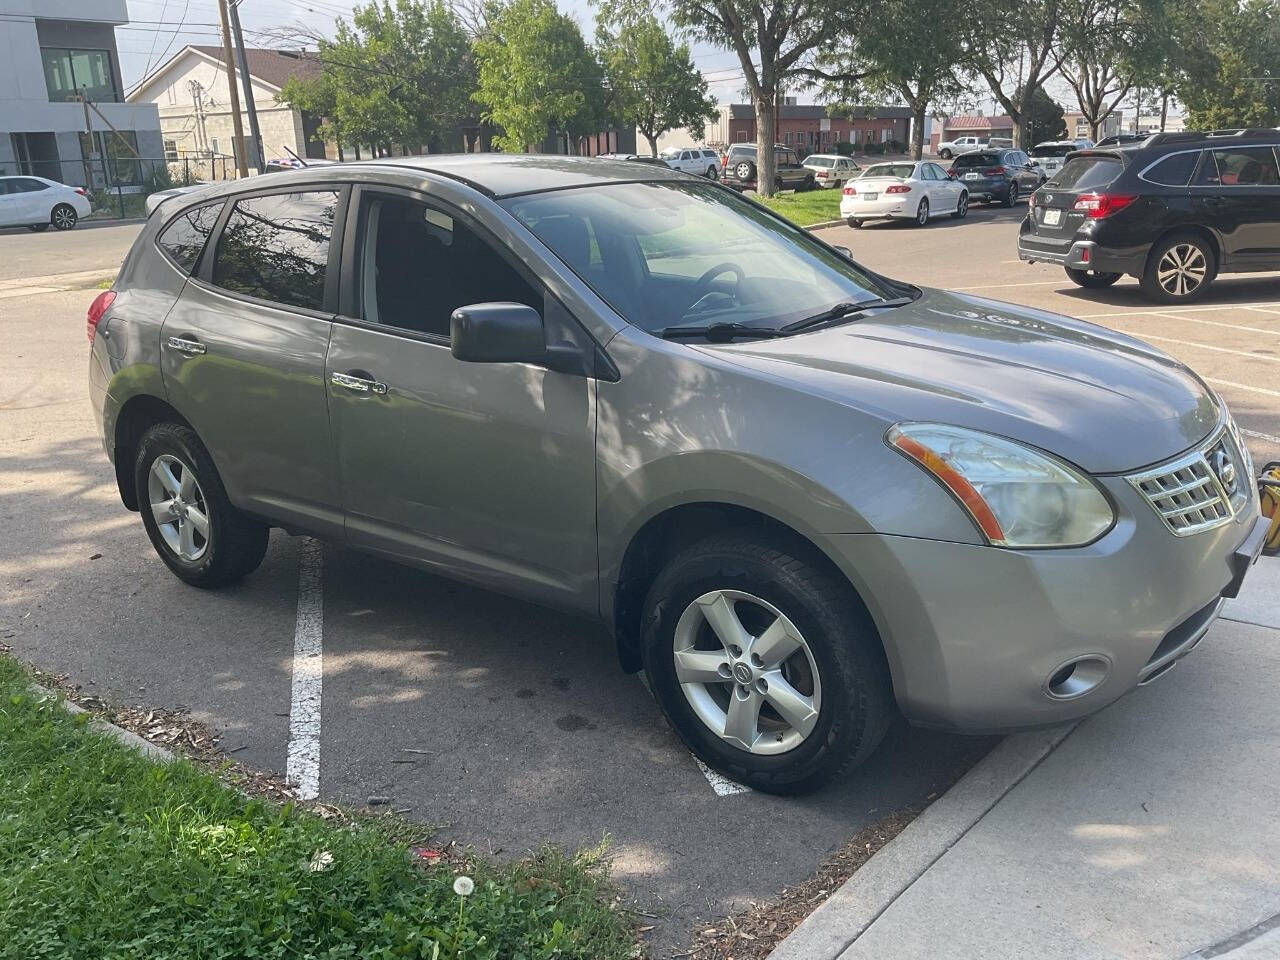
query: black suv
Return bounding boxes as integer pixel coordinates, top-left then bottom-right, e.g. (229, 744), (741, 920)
(1018, 129), (1280, 303)
(720, 144), (815, 192)
(948, 148), (1045, 205)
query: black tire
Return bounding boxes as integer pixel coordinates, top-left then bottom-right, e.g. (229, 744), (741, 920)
(28, 223), (50, 232)
(940, 148), (953, 160)
(1003, 182), (1019, 208)
(1065, 267), (1122, 288)
(914, 197), (930, 226)
(951, 191), (969, 219)
(134, 423), (269, 588)
(51, 203), (78, 230)
(640, 530), (893, 794)
(706, 166), (718, 180)
(774, 176), (784, 193)
(802, 174), (816, 191)
(848, 218), (864, 229)
(1139, 232), (1216, 304)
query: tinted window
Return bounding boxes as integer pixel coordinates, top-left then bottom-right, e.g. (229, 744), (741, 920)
(357, 195), (540, 338)
(1031, 144), (1074, 158)
(1143, 152), (1199, 187)
(807, 156), (835, 168)
(953, 152), (1001, 168)
(15, 178), (49, 192)
(212, 191), (338, 311)
(158, 203), (222, 273)
(1048, 156), (1123, 190)
(1192, 152), (1220, 186)
(1212, 147), (1280, 185)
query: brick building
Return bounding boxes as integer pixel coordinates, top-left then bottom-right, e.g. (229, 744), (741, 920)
(712, 103), (914, 152)
(929, 114), (1015, 153)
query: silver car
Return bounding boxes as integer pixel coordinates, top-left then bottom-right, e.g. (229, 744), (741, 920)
(88, 156), (1270, 794)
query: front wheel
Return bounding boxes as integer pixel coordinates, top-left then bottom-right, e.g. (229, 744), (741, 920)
(847, 218), (864, 229)
(640, 531), (892, 794)
(951, 192), (969, 219)
(51, 203), (78, 230)
(1065, 267), (1122, 288)
(940, 148), (953, 160)
(135, 423), (269, 587)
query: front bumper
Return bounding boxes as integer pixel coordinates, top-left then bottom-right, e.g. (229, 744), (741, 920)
(830, 476), (1267, 732)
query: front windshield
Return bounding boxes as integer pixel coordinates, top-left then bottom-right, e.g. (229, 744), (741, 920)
(504, 181), (894, 334)
(807, 157), (835, 168)
(862, 163), (915, 179)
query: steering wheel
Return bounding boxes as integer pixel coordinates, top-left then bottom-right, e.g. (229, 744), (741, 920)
(693, 261), (746, 297)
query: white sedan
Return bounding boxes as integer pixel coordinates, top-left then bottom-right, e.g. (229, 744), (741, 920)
(840, 160), (968, 228)
(0, 176), (92, 231)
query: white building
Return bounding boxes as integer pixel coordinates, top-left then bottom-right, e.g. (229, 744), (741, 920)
(0, 1), (163, 188)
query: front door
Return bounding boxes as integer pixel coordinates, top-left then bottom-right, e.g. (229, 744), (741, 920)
(160, 187), (345, 538)
(1192, 145), (1280, 269)
(325, 188), (599, 612)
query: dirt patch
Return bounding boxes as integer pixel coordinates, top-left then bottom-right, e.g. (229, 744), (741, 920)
(674, 808), (918, 959)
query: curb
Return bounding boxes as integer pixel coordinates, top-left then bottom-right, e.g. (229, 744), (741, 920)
(807, 219), (846, 231)
(767, 722), (1078, 960)
(31, 683), (175, 763)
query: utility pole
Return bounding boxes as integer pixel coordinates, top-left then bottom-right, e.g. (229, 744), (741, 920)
(216, 0), (250, 178)
(228, 0), (264, 171)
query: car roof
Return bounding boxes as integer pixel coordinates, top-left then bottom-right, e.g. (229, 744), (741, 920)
(805, 153), (846, 160)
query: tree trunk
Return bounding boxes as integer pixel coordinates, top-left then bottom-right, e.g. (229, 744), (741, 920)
(755, 93), (778, 198)
(645, 132), (658, 157)
(1160, 92), (1169, 132)
(911, 102), (926, 160)
(1090, 118), (1100, 141)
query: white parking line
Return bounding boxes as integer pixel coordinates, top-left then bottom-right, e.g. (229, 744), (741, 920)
(695, 757), (751, 796)
(1074, 301), (1280, 319)
(1145, 312), (1280, 338)
(1207, 377), (1280, 399)
(286, 538), (325, 800)
(1242, 428), (1280, 445)
(1130, 332), (1280, 364)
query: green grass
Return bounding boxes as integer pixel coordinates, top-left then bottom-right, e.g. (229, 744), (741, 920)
(755, 188), (842, 227)
(0, 656), (637, 960)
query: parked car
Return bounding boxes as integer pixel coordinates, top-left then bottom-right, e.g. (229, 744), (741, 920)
(90, 155), (1268, 794)
(949, 149), (1045, 205)
(840, 160), (968, 227)
(597, 153), (671, 166)
(936, 135), (986, 160)
(1028, 140), (1093, 178)
(0, 175), (91, 231)
(802, 153), (861, 188)
(720, 143), (814, 191)
(1019, 128), (1280, 303)
(660, 147), (721, 178)
(1094, 133), (1150, 147)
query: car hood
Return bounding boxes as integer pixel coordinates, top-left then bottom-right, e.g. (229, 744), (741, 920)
(699, 288), (1220, 474)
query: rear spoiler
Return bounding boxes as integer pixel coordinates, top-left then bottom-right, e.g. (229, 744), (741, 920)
(1063, 148), (1131, 165)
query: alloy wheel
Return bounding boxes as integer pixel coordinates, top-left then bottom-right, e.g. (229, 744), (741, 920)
(735, 161), (752, 180)
(52, 205), (77, 230)
(1157, 243), (1207, 297)
(957, 193), (968, 216)
(147, 454), (211, 561)
(916, 198), (929, 225)
(672, 589), (822, 755)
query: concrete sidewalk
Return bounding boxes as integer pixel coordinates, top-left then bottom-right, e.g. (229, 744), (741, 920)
(772, 555), (1280, 960)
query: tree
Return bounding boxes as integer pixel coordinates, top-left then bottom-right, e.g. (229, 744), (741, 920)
(278, 0), (474, 155)
(667, 0), (850, 196)
(1175, 0), (1280, 130)
(597, 13), (718, 156)
(961, 0), (1066, 148)
(473, 0), (607, 153)
(1021, 86), (1067, 145)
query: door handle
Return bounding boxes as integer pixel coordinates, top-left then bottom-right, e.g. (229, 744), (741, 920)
(166, 336), (206, 355)
(331, 371), (388, 395)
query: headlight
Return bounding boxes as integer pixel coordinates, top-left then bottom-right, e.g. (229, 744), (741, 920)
(886, 422), (1114, 548)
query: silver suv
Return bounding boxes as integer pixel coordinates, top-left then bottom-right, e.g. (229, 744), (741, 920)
(89, 156), (1269, 793)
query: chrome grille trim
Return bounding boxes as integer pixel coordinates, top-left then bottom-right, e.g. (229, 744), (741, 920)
(1127, 428), (1246, 536)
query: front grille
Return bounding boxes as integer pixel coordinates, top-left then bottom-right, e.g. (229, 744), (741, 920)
(1128, 428), (1247, 536)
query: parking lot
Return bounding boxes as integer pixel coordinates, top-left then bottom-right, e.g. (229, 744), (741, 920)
(2, 208), (1277, 955)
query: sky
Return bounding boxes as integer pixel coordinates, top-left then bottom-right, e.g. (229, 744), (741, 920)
(118, 0), (760, 103)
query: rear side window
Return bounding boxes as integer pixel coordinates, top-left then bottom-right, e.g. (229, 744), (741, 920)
(1031, 144), (1073, 158)
(1048, 156), (1123, 190)
(212, 190), (339, 311)
(953, 152), (1000, 168)
(1211, 147), (1280, 185)
(158, 202), (222, 273)
(1142, 152), (1199, 187)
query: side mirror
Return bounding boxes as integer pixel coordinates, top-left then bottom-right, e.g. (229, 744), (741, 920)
(832, 245), (853, 260)
(450, 302), (585, 375)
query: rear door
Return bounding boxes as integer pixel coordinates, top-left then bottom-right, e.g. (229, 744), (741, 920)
(1190, 145), (1280, 269)
(160, 186), (346, 538)
(1031, 152), (1127, 241)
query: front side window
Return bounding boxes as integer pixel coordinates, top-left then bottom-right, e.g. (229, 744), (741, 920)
(42, 48), (118, 103)
(504, 181), (894, 335)
(212, 191), (338, 311)
(1210, 147), (1280, 185)
(158, 202), (223, 273)
(356, 194), (540, 338)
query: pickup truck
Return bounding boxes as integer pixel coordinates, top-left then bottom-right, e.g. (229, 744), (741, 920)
(936, 135), (986, 159)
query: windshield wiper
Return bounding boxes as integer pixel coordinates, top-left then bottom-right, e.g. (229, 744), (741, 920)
(660, 321), (787, 342)
(781, 296), (915, 334)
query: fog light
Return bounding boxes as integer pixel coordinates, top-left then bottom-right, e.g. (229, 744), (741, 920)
(1044, 655), (1109, 700)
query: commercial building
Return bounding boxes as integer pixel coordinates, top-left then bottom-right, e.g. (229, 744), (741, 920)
(711, 103), (915, 151)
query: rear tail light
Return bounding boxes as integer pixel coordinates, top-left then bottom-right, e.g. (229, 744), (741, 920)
(86, 290), (115, 343)
(843, 185), (856, 195)
(985, 166), (1006, 176)
(817, 170), (828, 177)
(1072, 193), (1137, 218)
(885, 184), (911, 194)
(74, 187), (87, 196)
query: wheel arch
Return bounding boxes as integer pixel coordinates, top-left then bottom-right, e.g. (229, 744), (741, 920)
(1145, 224), (1222, 276)
(112, 394), (193, 511)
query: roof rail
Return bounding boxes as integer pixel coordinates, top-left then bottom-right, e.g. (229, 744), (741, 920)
(1144, 128), (1280, 147)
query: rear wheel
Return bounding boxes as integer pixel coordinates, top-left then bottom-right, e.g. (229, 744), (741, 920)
(1141, 234), (1215, 303)
(802, 174), (816, 191)
(1003, 182), (1019, 208)
(951, 192), (969, 219)
(847, 218), (863, 229)
(774, 176), (784, 193)
(135, 423), (269, 587)
(914, 197), (930, 226)
(1065, 267), (1122, 288)
(940, 148), (953, 160)
(706, 165), (718, 180)
(51, 203), (78, 230)
(640, 531), (892, 794)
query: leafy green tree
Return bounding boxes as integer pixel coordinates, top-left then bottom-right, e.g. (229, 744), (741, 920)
(1020, 85), (1067, 145)
(473, 0), (608, 153)
(1175, 0), (1279, 129)
(278, 0), (474, 155)
(597, 13), (718, 156)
